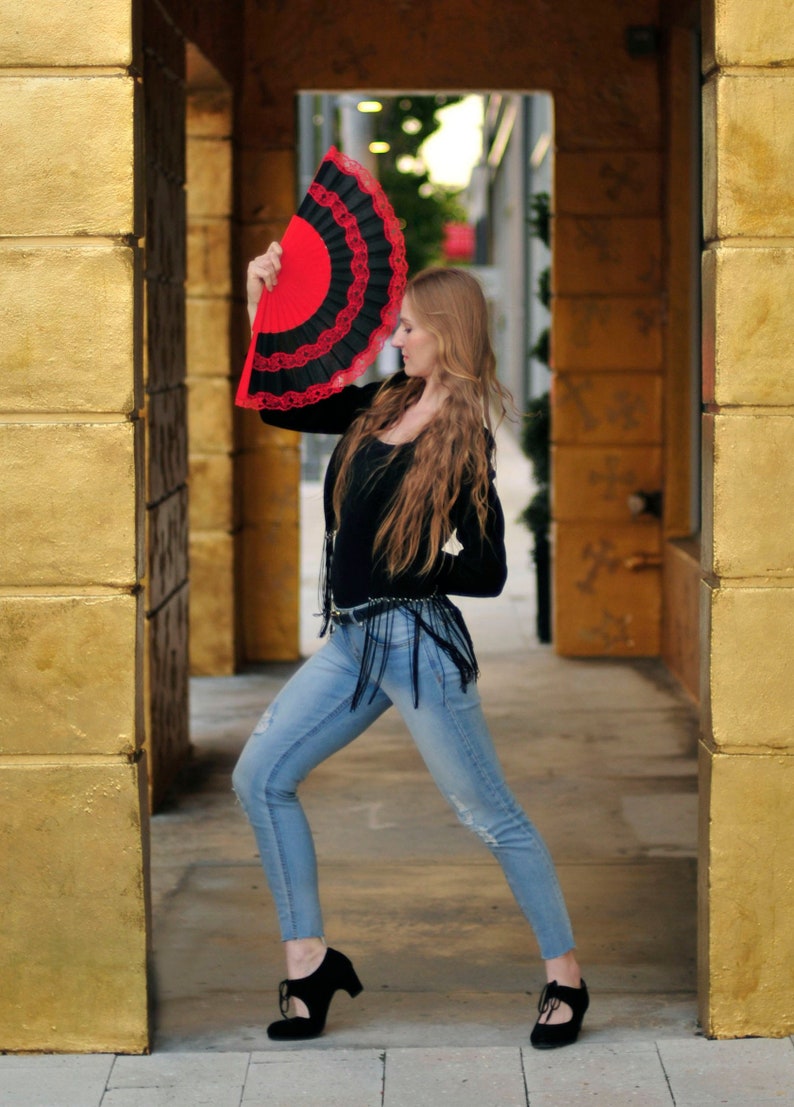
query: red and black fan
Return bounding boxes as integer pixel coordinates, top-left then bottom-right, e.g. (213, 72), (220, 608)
(235, 147), (408, 411)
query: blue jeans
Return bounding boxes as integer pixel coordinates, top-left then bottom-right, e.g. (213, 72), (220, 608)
(232, 608), (575, 961)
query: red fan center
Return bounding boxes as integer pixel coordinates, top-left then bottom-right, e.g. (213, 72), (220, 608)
(260, 216), (333, 334)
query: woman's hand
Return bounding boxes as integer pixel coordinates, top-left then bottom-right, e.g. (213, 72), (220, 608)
(247, 242), (282, 328)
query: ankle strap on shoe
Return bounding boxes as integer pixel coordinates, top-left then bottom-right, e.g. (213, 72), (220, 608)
(537, 979), (587, 1014)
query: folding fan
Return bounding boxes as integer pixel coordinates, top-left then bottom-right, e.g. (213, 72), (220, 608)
(235, 146), (408, 411)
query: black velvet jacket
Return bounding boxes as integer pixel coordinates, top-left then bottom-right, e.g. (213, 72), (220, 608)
(259, 372), (508, 608)
(259, 372), (507, 708)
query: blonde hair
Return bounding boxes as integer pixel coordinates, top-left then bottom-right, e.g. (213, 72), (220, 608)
(332, 267), (513, 579)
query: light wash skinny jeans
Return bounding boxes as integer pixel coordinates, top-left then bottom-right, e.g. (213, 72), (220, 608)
(232, 607), (575, 961)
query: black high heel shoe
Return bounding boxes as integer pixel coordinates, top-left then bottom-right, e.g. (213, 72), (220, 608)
(530, 979), (589, 1049)
(267, 947), (363, 1041)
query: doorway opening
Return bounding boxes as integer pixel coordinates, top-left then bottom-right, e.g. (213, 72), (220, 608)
(292, 91), (555, 654)
(148, 80), (700, 1049)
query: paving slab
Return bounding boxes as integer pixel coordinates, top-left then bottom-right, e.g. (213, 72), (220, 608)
(0, 1054), (113, 1107)
(244, 1049), (384, 1106)
(523, 1040), (674, 1105)
(108, 1052), (250, 1087)
(657, 1037), (794, 1105)
(100, 1087), (244, 1107)
(101, 1052), (250, 1106)
(382, 1047), (526, 1107)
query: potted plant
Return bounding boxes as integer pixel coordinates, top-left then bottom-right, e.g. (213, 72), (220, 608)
(520, 191), (552, 643)
(520, 391), (551, 643)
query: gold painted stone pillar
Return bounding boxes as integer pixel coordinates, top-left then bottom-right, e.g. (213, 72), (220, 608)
(700, 0), (794, 1038)
(142, 0), (191, 807)
(552, 51), (665, 657)
(0, 2), (149, 1052)
(186, 51), (236, 675)
(234, 46), (301, 662)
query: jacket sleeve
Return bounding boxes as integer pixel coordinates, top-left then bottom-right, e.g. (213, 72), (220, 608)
(431, 473), (508, 598)
(256, 372), (407, 435)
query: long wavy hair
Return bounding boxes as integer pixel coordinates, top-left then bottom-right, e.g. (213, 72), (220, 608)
(331, 266), (513, 578)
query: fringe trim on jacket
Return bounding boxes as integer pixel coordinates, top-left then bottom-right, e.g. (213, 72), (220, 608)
(319, 532), (479, 711)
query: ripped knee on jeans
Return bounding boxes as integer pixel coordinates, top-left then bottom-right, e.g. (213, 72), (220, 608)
(231, 703), (276, 807)
(251, 702), (276, 737)
(449, 792), (499, 848)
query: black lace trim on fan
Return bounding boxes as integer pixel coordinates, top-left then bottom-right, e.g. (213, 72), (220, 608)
(237, 146), (407, 412)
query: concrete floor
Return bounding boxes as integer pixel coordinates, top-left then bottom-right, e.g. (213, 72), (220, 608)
(149, 431), (701, 1053)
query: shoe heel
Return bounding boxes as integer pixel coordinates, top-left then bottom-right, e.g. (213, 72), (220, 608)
(344, 967), (363, 998)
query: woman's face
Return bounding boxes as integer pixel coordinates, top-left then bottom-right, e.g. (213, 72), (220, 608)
(391, 297), (439, 381)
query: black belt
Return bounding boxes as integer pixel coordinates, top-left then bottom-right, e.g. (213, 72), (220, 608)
(330, 598), (410, 626)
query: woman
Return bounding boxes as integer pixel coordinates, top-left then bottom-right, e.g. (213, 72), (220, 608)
(232, 242), (588, 1049)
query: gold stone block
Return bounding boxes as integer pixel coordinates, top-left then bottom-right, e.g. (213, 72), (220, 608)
(146, 583), (190, 810)
(235, 405), (300, 453)
(703, 580), (794, 750)
(146, 281), (186, 392)
(187, 377), (234, 454)
(553, 217), (662, 296)
(703, 246), (794, 406)
(0, 593), (140, 756)
(187, 88), (233, 140)
(554, 372), (662, 446)
(146, 487), (188, 614)
(553, 445), (662, 523)
(186, 297), (233, 377)
(555, 152), (662, 216)
(703, 73), (794, 240)
(236, 147), (297, 225)
(187, 137), (232, 219)
(232, 302), (255, 388)
(701, 249), (718, 400)
(189, 532), (235, 675)
(189, 453), (234, 532)
(146, 386), (187, 504)
(238, 520), (300, 662)
(187, 222), (232, 298)
(0, 0), (134, 67)
(704, 0), (794, 70)
(0, 760), (149, 1052)
(0, 243), (138, 413)
(662, 539), (701, 703)
(698, 745), (794, 1038)
(702, 413), (794, 577)
(145, 172), (186, 280)
(237, 441), (301, 528)
(234, 430), (301, 663)
(0, 421), (141, 587)
(555, 47), (661, 151)
(0, 77), (136, 237)
(702, 76), (718, 242)
(553, 296), (663, 372)
(554, 521), (662, 657)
